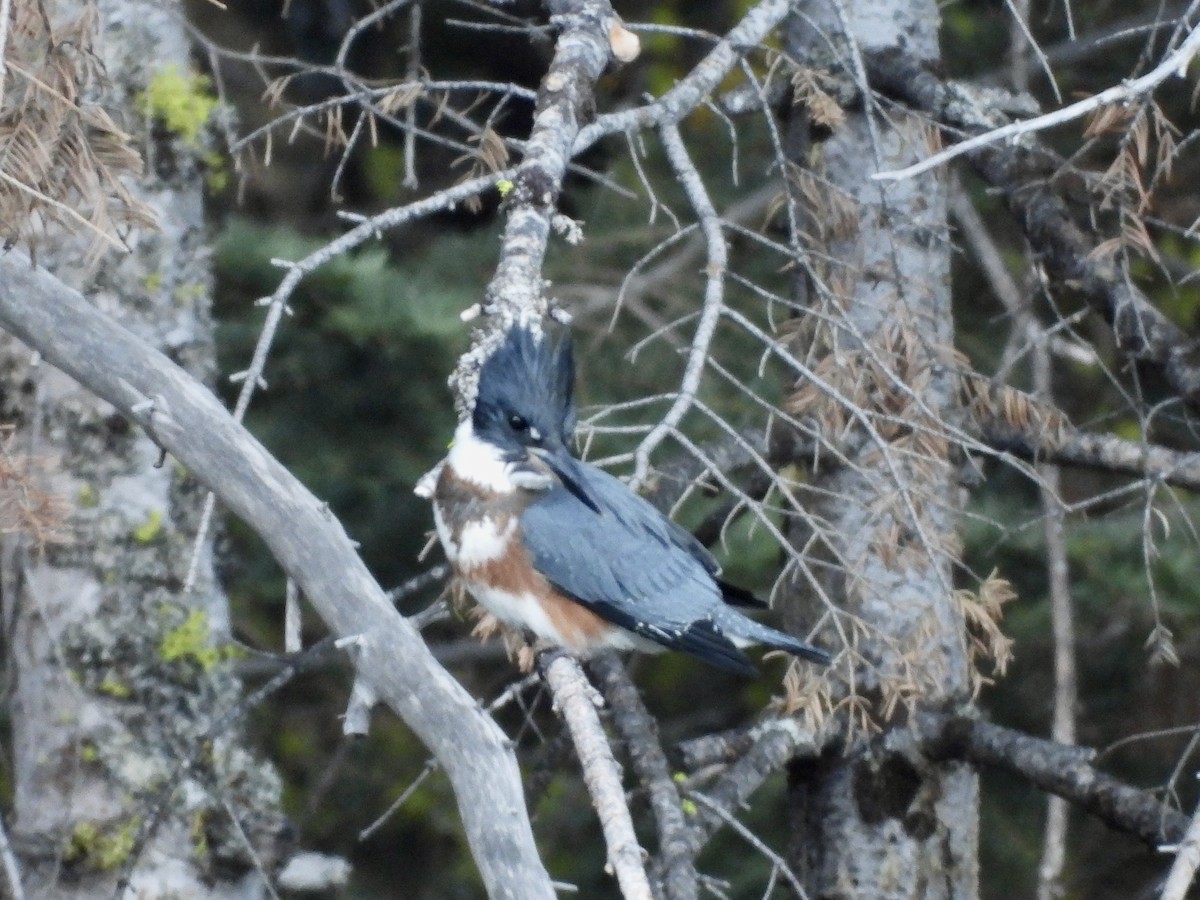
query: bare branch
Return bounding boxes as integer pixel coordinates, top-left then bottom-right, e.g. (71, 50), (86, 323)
(685, 791), (808, 900)
(450, 0), (616, 412)
(919, 713), (1190, 847)
(864, 48), (1200, 410)
(631, 121), (727, 489)
(1161, 787), (1200, 900)
(539, 652), (653, 900)
(0, 808), (26, 900)
(685, 717), (824, 849)
(873, 24), (1200, 182)
(980, 425), (1200, 494)
(0, 255), (556, 900)
(588, 652), (699, 900)
(1034, 346), (1077, 900)
(574, 0), (795, 155)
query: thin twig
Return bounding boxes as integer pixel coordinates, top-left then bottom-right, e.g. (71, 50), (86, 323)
(404, 2), (421, 189)
(359, 760), (440, 841)
(219, 799), (283, 900)
(0, 0), (12, 107)
(686, 791), (808, 899)
(874, 23), (1200, 182)
(631, 121), (727, 489)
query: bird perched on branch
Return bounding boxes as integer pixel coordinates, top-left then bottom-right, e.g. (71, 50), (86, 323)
(430, 324), (831, 675)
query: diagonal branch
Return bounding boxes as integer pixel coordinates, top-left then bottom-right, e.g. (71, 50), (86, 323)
(919, 712), (1190, 847)
(1161, 792), (1200, 900)
(539, 651), (653, 900)
(873, 24), (1200, 182)
(450, 0), (616, 412)
(0, 254), (555, 900)
(587, 652), (699, 900)
(862, 48), (1200, 411)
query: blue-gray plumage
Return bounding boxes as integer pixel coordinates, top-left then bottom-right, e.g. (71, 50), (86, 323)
(432, 325), (832, 676)
(521, 460), (831, 675)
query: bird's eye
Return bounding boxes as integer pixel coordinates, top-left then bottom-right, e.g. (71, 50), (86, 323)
(508, 414), (529, 432)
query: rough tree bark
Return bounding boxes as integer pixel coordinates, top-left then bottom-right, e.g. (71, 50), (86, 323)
(1, 2), (288, 896)
(784, 2), (978, 896)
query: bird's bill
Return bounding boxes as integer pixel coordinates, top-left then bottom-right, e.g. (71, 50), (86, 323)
(530, 444), (601, 513)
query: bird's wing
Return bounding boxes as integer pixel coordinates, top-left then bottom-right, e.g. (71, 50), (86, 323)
(519, 466), (756, 675)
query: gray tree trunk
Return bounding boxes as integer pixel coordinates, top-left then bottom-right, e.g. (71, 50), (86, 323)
(784, 2), (979, 897)
(3, 2), (286, 897)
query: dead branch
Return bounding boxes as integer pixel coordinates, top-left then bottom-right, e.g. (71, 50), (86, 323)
(873, 24), (1200, 181)
(861, 48), (1200, 412)
(979, 423), (1200, 493)
(919, 712), (1190, 847)
(587, 652), (699, 900)
(539, 651), (653, 900)
(448, 0), (616, 415)
(629, 120), (727, 489)
(1160, 790), (1200, 900)
(0, 254), (556, 900)
(684, 716), (824, 849)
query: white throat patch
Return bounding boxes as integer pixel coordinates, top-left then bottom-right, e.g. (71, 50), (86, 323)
(447, 420), (517, 493)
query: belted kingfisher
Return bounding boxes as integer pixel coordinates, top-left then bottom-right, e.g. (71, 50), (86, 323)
(431, 325), (832, 675)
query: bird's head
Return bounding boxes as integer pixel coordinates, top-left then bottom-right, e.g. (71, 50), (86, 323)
(472, 325), (598, 511)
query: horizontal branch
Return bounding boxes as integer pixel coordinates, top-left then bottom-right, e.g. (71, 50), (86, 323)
(919, 712), (1189, 847)
(0, 255), (555, 900)
(981, 423), (1200, 492)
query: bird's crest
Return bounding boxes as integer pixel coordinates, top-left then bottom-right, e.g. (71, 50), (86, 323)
(475, 325), (577, 443)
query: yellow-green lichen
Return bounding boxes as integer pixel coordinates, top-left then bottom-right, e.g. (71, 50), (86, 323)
(138, 66), (218, 147)
(77, 483), (99, 508)
(159, 609), (226, 672)
(98, 675), (132, 699)
(190, 810), (209, 858)
(496, 178), (515, 197)
(681, 799), (697, 817)
(80, 743), (99, 763)
(65, 818), (139, 870)
(174, 282), (207, 305)
(132, 509), (164, 543)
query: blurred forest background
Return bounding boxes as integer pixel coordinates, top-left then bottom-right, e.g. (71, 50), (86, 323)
(186, 0), (1200, 897)
(5, 0), (1200, 897)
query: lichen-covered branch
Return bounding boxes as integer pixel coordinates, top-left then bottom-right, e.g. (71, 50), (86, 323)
(0, 255), (555, 900)
(451, 0), (617, 412)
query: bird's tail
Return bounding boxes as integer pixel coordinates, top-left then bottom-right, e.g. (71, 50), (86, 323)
(716, 609), (833, 666)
